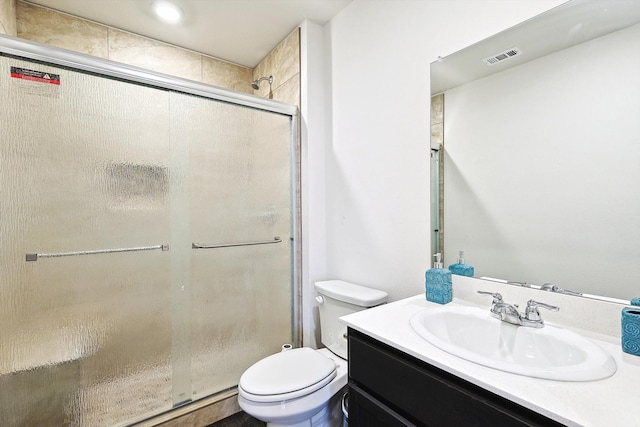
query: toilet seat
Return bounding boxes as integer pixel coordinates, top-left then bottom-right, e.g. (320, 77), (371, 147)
(239, 348), (337, 403)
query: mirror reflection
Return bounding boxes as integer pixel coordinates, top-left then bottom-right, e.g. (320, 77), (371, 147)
(431, 0), (640, 302)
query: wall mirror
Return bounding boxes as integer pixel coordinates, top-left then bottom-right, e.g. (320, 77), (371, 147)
(431, 0), (640, 303)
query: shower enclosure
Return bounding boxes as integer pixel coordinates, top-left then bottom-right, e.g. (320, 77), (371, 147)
(0, 36), (299, 426)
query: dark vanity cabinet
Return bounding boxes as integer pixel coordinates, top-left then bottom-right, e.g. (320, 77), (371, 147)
(347, 328), (565, 426)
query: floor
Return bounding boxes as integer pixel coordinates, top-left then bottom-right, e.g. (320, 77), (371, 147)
(209, 411), (265, 427)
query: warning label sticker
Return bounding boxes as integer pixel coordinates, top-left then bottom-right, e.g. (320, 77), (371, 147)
(10, 67), (61, 85)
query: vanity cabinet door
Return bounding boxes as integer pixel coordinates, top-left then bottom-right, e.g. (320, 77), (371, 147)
(348, 381), (415, 426)
(348, 328), (564, 427)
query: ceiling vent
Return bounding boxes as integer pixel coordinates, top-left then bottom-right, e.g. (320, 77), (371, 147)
(482, 47), (522, 66)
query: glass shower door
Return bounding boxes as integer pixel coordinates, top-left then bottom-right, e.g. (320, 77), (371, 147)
(170, 94), (293, 400)
(1, 51), (296, 426)
(0, 56), (174, 426)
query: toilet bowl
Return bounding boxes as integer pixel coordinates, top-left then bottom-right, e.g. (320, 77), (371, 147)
(238, 348), (347, 427)
(238, 280), (388, 427)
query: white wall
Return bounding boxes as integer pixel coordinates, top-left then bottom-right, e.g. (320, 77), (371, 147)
(302, 0), (566, 346)
(300, 19), (329, 348)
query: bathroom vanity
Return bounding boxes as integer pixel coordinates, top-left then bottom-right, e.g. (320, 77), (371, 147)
(341, 291), (640, 426)
(348, 328), (562, 426)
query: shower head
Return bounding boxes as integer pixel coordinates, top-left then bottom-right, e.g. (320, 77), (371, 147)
(251, 75), (273, 90)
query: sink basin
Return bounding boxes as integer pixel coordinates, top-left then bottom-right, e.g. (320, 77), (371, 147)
(410, 305), (616, 381)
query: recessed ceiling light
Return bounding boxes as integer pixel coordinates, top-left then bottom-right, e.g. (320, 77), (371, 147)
(153, 0), (183, 23)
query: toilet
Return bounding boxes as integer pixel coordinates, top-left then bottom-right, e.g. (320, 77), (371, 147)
(238, 280), (388, 427)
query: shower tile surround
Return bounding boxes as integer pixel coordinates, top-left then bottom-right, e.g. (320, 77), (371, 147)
(14, 0), (300, 129)
(7, 2), (301, 426)
(15, 1), (254, 92)
(252, 27), (301, 106)
(0, 0), (16, 36)
(14, 1), (301, 104)
(17, 2), (108, 57)
(108, 28), (203, 82)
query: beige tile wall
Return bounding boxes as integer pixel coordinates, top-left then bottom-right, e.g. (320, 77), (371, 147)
(15, 1), (253, 93)
(202, 55), (253, 93)
(253, 28), (301, 107)
(13, 1), (300, 103)
(0, 0), (16, 36)
(16, 2), (108, 57)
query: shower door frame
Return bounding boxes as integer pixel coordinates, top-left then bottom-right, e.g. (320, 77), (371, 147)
(0, 32), (302, 405)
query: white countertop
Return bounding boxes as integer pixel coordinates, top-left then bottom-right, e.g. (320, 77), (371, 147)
(340, 295), (640, 427)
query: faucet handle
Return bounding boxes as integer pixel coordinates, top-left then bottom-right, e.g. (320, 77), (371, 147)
(540, 283), (560, 292)
(525, 299), (560, 321)
(477, 291), (503, 304)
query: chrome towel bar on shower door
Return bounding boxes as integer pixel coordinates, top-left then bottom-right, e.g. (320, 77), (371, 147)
(191, 237), (282, 250)
(25, 244), (169, 262)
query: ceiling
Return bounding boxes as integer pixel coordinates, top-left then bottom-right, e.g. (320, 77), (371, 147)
(24, 0), (353, 68)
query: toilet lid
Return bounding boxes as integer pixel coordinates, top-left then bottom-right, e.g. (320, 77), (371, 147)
(239, 348), (337, 401)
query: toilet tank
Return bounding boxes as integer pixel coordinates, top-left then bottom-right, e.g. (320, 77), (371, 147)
(314, 280), (388, 359)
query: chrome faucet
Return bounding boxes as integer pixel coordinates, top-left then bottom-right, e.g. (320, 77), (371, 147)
(493, 300), (522, 325)
(522, 299), (560, 327)
(478, 291), (559, 328)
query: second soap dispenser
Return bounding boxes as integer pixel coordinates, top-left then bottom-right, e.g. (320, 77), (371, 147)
(449, 250), (474, 277)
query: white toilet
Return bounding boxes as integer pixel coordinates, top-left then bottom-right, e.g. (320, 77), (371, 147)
(238, 280), (388, 427)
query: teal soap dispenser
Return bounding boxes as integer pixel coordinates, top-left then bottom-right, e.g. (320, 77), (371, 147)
(425, 253), (452, 304)
(449, 250), (474, 277)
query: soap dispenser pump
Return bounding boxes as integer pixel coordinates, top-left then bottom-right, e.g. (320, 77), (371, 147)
(449, 250), (475, 277)
(425, 253), (452, 304)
